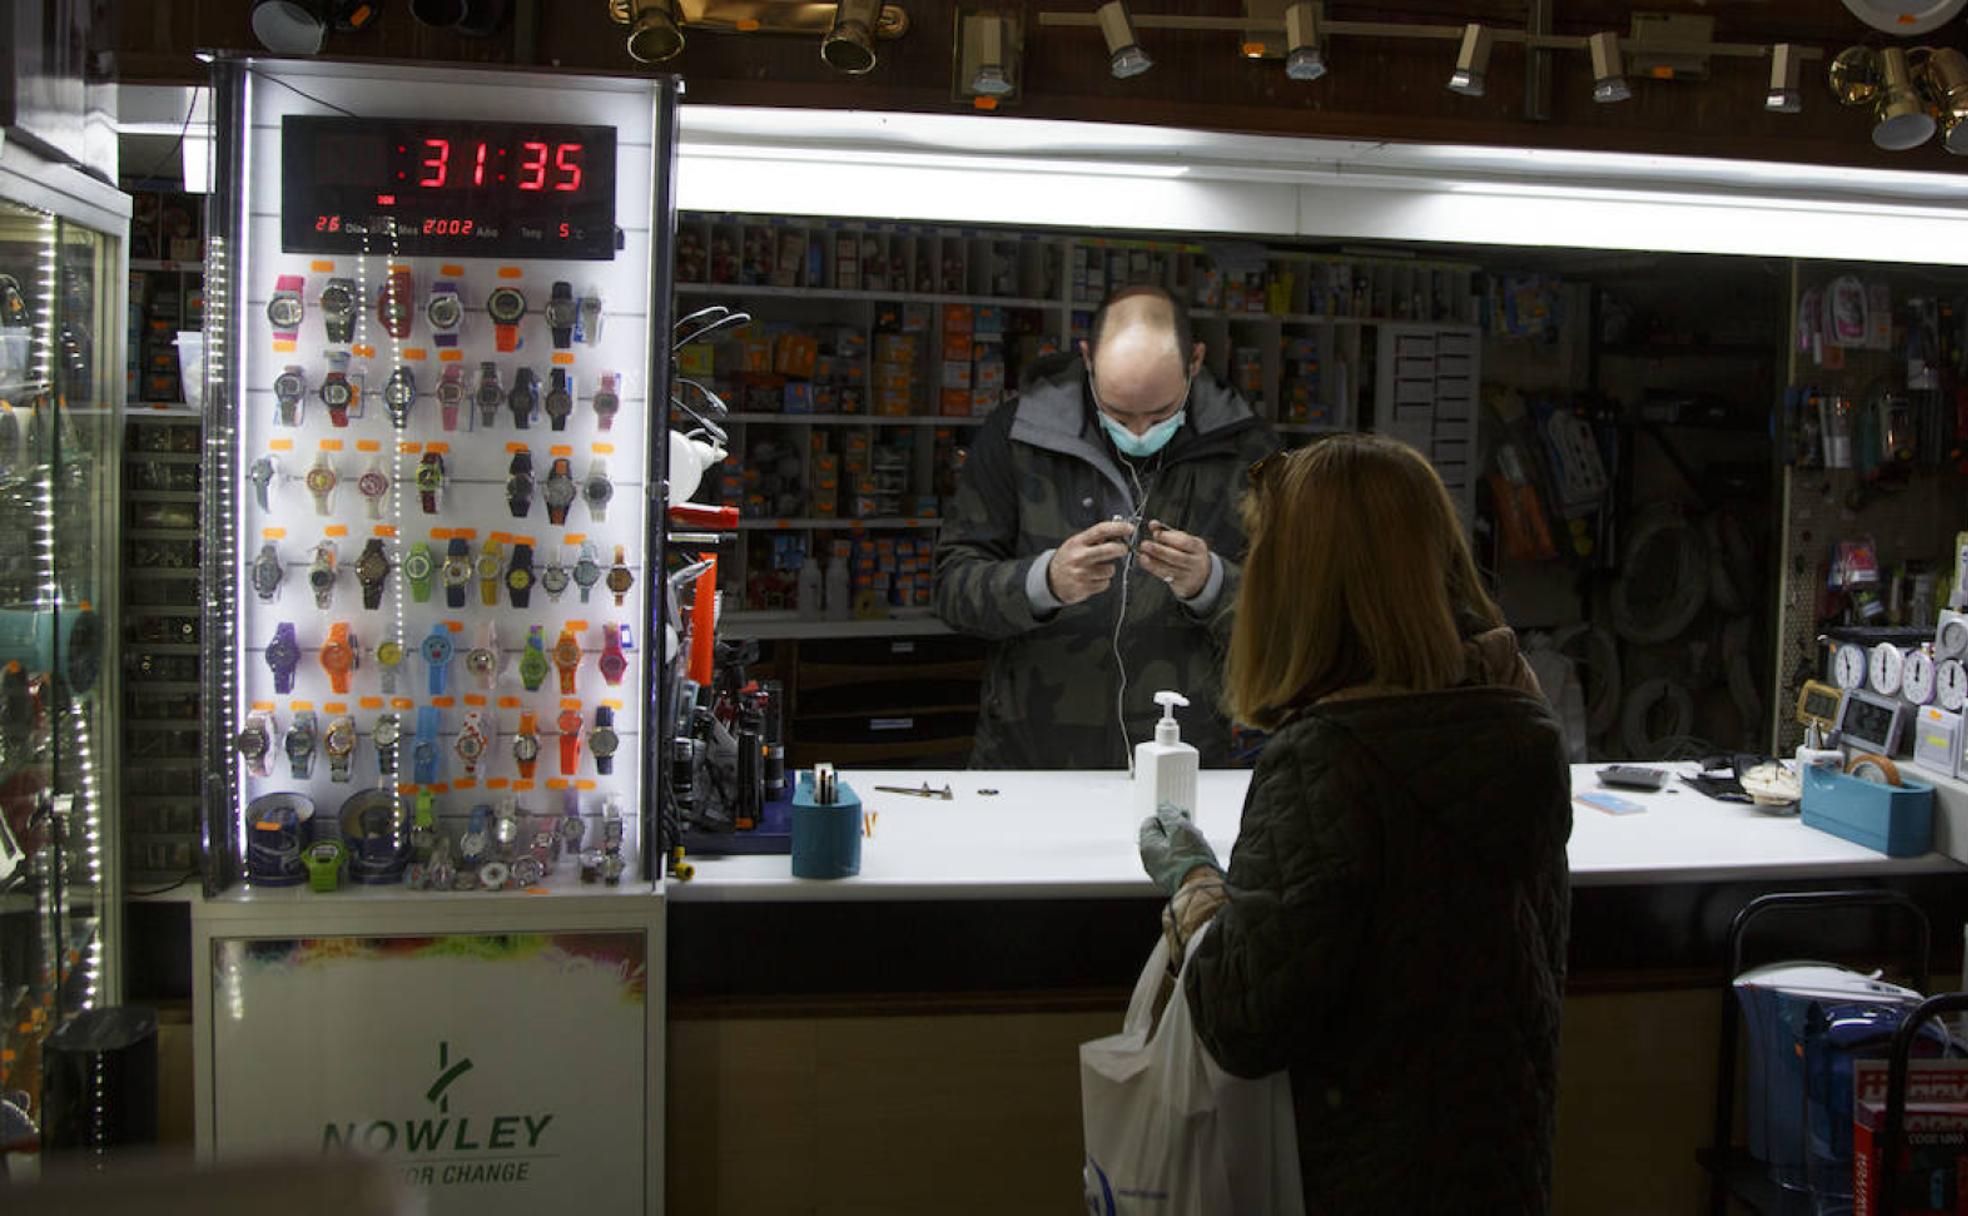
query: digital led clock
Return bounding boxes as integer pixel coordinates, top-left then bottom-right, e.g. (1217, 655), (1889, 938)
(280, 115), (619, 260)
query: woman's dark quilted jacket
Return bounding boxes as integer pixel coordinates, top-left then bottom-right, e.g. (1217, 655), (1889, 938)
(1183, 685), (1572, 1214)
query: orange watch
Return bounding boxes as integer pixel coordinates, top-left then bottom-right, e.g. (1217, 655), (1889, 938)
(514, 710), (540, 780)
(320, 622), (359, 694)
(556, 707), (583, 775)
(553, 627), (582, 695)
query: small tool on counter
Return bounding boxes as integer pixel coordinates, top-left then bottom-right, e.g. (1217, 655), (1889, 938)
(873, 782), (954, 800)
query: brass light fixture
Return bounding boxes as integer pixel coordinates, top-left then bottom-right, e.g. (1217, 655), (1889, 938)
(955, 9), (1020, 104)
(1283, 2), (1326, 81)
(1097, 2), (1153, 79)
(822, 0), (883, 73)
(1913, 46), (1968, 154)
(1588, 31), (1629, 103)
(623, 0), (685, 62)
(1766, 43), (1802, 113)
(1831, 45), (1937, 150)
(1446, 23), (1493, 97)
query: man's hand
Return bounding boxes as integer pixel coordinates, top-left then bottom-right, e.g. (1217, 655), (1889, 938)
(1045, 519), (1135, 606)
(1137, 520), (1213, 601)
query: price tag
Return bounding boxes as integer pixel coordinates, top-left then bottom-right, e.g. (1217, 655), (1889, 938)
(430, 527), (454, 540)
(319, 439), (344, 452)
(498, 696), (521, 709)
(550, 445), (573, 457)
(485, 778), (510, 790)
(427, 442), (451, 455)
(514, 535), (535, 547)
(551, 352), (576, 366)
(289, 700), (315, 712)
(567, 621), (589, 633)
(559, 698), (583, 711)
(353, 344), (377, 359)
(463, 694), (487, 707)
(359, 697), (384, 709)
(576, 780), (597, 792)
(272, 340), (297, 354)
(392, 697), (415, 710)
(399, 441), (423, 454)
(324, 525), (349, 538)
(591, 443), (615, 455)
(505, 443), (529, 454)
(453, 778), (478, 791)
(387, 263), (412, 274)
(430, 782), (451, 795)
(546, 778), (568, 791)
(563, 533), (586, 545)
(324, 702), (348, 714)
(439, 264), (465, 278)
(356, 439), (380, 452)
(439, 350), (463, 363)
(397, 782), (417, 796)
(373, 525), (398, 538)
(269, 438), (295, 452)
(497, 267), (524, 280)
(250, 700), (275, 712)
(444, 621), (464, 633)
(262, 527), (286, 540)
(432, 696), (456, 708)
(404, 348), (428, 361)
(600, 699), (623, 711)
(489, 531), (513, 545)
(310, 259), (336, 273)
(512, 780), (535, 793)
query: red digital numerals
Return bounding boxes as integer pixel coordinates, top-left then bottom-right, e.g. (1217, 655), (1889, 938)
(414, 138), (583, 193)
(421, 218), (477, 236)
(315, 214), (344, 232)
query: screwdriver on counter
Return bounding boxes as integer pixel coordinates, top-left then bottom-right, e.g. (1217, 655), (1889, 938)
(872, 783), (955, 800)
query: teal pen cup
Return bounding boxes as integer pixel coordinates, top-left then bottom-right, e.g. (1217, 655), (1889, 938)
(791, 770), (862, 879)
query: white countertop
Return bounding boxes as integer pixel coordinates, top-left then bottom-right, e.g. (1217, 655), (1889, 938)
(668, 763), (1968, 903)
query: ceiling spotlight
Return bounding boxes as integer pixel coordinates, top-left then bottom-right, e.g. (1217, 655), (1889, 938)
(822, 0), (883, 74)
(1284, 2), (1326, 82)
(1873, 46), (1937, 150)
(1447, 23), (1493, 97)
(250, 0), (329, 54)
(1766, 43), (1802, 113)
(623, 0), (684, 62)
(1588, 31), (1630, 104)
(1916, 47), (1968, 154)
(410, 0), (505, 35)
(957, 11), (1020, 102)
(1097, 2), (1152, 79)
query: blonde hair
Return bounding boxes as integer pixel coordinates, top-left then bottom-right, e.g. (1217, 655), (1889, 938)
(1226, 434), (1502, 729)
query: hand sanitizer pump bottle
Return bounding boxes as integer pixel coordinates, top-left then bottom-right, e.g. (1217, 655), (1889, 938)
(1135, 691), (1199, 819)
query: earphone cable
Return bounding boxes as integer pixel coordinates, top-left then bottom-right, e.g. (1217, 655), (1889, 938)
(1114, 452), (1161, 775)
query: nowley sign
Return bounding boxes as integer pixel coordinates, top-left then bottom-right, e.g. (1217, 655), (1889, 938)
(322, 1041), (556, 1187)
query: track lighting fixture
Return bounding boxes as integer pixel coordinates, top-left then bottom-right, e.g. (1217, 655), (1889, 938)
(1097, 2), (1153, 79)
(622, 0), (684, 63)
(1283, 2), (1326, 82)
(408, 0), (506, 36)
(1873, 47), (1937, 150)
(1765, 43), (1802, 113)
(1914, 47), (1968, 154)
(822, 0), (883, 74)
(1447, 23), (1493, 97)
(1588, 31), (1630, 104)
(957, 11), (1020, 103)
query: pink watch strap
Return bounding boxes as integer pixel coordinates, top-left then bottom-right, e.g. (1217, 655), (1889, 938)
(273, 274), (304, 341)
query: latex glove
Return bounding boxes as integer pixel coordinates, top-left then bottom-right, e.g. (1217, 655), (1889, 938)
(1137, 804), (1221, 896)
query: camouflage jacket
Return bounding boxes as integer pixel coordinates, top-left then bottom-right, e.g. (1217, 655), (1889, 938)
(933, 354), (1278, 769)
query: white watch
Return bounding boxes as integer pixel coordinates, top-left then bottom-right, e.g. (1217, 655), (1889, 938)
(305, 450), (338, 516)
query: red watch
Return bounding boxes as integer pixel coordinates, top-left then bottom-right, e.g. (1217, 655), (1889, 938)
(378, 268), (414, 340)
(598, 624), (627, 686)
(556, 708), (583, 776)
(553, 627), (582, 695)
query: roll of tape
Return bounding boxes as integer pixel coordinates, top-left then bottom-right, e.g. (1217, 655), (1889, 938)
(1844, 752), (1904, 786)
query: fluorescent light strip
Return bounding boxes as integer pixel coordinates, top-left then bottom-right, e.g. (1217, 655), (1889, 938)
(683, 142), (1189, 178)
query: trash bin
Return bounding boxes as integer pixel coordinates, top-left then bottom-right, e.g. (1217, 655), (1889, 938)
(39, 1006), (158, 1159)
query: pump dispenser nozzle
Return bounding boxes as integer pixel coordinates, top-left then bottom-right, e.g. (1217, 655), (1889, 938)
(1136, 690), (1199, 819)
(1153, 690), (1189, 744)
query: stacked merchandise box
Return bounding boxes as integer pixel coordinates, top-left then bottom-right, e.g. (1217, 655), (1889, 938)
(1281, 336), (1325, 425)
(871, 304), (926, 417)
(846, 533), (936, 613)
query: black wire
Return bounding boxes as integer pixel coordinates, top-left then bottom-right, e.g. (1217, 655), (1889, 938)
(128, 870), (201, 897)
(247, 67), (361, 119)
(131, 91), (201, 184)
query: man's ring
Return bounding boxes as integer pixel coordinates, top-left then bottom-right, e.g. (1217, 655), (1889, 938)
(1163, 574), (1174, 584)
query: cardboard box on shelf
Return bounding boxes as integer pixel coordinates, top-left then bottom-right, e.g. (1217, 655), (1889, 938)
(941, 361), (972, 390)
(874, 334), (920, 364)
(774, 333), (819, 379)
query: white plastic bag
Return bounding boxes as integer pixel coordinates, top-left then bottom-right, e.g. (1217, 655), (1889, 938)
(1080, 921), (1304, 1216)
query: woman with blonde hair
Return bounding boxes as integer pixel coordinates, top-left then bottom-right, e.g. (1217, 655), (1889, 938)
(1137, 433), (1571, 1213)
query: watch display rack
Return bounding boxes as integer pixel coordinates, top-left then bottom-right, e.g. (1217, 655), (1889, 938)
(201, 60), (675, 897)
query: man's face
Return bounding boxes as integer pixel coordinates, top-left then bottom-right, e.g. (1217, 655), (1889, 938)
(1082, 335), (1203, 437)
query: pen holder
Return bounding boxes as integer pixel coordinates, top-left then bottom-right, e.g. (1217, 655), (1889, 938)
(791, 770), (862, 880)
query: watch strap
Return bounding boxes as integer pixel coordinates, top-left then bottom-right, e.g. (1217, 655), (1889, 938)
(549, 280), (575, 349)
(508, 543), (534, 609)
(431, 281), (460, 348)
(439, 365), (462, 431)
(559, 716), (580, 774)
(272, 274), (305, 342)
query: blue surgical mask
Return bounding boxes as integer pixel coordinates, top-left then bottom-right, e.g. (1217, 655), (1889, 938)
(1100, 409), (1185, 458)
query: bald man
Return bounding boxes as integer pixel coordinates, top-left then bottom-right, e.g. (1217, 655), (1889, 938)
(934, 285), (1279, 769)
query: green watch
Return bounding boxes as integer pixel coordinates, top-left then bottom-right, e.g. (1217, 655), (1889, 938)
(404, 541), (435, 603)
(303, 838), (347, 893)
(518, 626), (550, 692)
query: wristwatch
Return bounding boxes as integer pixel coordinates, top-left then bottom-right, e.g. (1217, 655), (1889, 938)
(512, 710), (541, 779)
(583, 458), (613, 523)
(378, 267), (414, 340)
(273, 365), (306, 427)
(266, 621), (302, 694)
(553, 626), (582, 695)
(493, 798), (523, 854)
(541, 549), (572, 602)
(373, 710), (402, 776)
(421, 623), (454, 697)
(542, 457), (577, 526)
(251, 541), (285, 603)
(475, 361), (504, 429)
(509, 368), (539, 430)
(413, 705), (441, 784)
(578, 292), (603, 346)
(308, 540), (339, 610)
(573, 542), (602, 604)
(250, 454), (281, 510)
(607, 545), (635, 608)
(410, 790), (439, 864)
(375, 637), (406, 694)
(403, 541), (435, 603)
(455, 711), (489, 777)
(512, 851), (546, 888)
(324, 714), (358, 783)
(320, 621), (359, 694)
(305, 451), (338, 516)
(286, 710), (320, 779)
(355, 538), (393, 609)
(487, 285), (528, 353)
(427, 280), (464, 347)
(302, 839), (346, 893)
(320, 350), (358, 427)
(598, 624), (628, 686)
(356, 457), (391, 520)
(441, 537), (471, 609)
(383, 365), (417, 429)
(594, 372), (622, 432)
(464, 622), (502, 691)
(506, 450), (535, 518)
(505, 543), (535, 608)
(556, 707), (584, 775)
(236, 709), (276, 777)
(268, 274), (306, 342)
(0, 275), (22, 327)
(416, 452), (446, 514)
(476, 539), (505, 608)
(559, 790), (586, 853)
(459, 805), (492, 866)
(544, 369), (574, 431)
(436, 364), (465, 431)
(518, 625), (550, 692)
(320, 276), (358, 344)
(589, 706), (620, 776)
(546, 281), (578, 349)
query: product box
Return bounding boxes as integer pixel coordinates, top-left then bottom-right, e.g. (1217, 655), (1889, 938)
(873, 362), (914, 391)
(943, 335), (975, 363)
(775, 332), (819, 379)
(1853, 1059), (1968, 1215)
(739, 336), (772, 374)
(874, 388), (913, 416)
(874, 334), (920, 365)
(677, 343), (715, 376)
(783, 382), (814, 413)
(970, 390), (1000, 416)
(943, 304), (973, 333)
(941, 360), (972, 390)
(940, 388), (970, 417)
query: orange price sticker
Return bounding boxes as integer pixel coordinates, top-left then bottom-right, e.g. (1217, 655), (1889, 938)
(355, 439), (381, 452)
(432, 696), (456, 708)
(549, 445), (573, 457)
(353, 344), (377, 359)
(546, 778), (569, 790)
(309, 259), (336, 273)
(497, 267), (524, 279)
(505, 442), (529, 454)
(550, 352), (576, 366)
(387, 263), (412, 274)
(498, 696), (521, 708)
(450, 527), (475, 539)
(324, 525), (349, 538)
(373, 525), (398, 538)
(514, 535), (536, 547)
(775, 520), (792, 530)
(404, 348), (428, 361)
(591, 443), (615, 455)
(399, 441), (424, 454)
(438, 350), (463, 363)
(559, 697), (583, 711)
(488, 531), (513, 545)
(601, 698), (623, 711)
(439, 264), (466, 277)
(289, 700), (314, 712)
(359, 696), (383, 709)
(485, 778), (510, 790)
(269, 438), (295, 452)
(261, 527), (287, 540)
(430, 783), (451, 795)
(250, 700), (275, 712)
(512, 780), (535, 793)
(444, 620), (465, 633)
(463, 694), (487, 707)
(563, 533), (586, 545)
(392, 697), (415, 710)
(567, 621), (589, 633)
(397, 782), (417, 796)
(318, 438), (345, 452)
(324, 702), (348, 714)
(272, 339), (297, 354)
(454, 778), (478, 790)
(428, 442), (451, 454)
(430, 527), (454, 540)
(576, 780), (597, 792)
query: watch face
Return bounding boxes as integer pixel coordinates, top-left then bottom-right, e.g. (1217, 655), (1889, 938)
(545, 389), (572, 415)
(514, 735), (540, 761)
(237, 727), (268, 758)
(421, 636), (453, 664)
(1834, 644), (1868, 690)
(584, 478), (613, 506)
(558, 710), (582, 734)
(268, 296), (304, 328)
(416, 463), (444, 491)
(1940, 660), (1968, 712)
(545, 299), (578, 327)
(465, 647), (496, 676)
(599, 651), (627, 679)
(428, 295), (462, 329)
(607, 567), (633, 594)
(506, 475), (533, 501)
(268, 636), (300, 668)
(593, 391), (620, 416)
(574, 560), (600, 586)
(555, 639), (580, 667)
(321, 380), (353, 408)
(326, 723), (356, 754)
(321, 286), (353, 315)
(384, 376), (415, 408)
(305, 467), (336, 495)
(513, 856), (545, 887)
(457, 733), (485, 759)
(1904, 651), (1937, 705)
(357, 552), (389, 582)
(252, 558), (282, 595)
(437, 382), (465, 406)
(541, 567), (570, 592)
(403, 553), (433, 579)
(443, 559), (471, 584)
(543, 478), (577, 507)
(475, 555), (501, 580)
(507, 567), (533, 591)
(358, 471), (388, 498)
(322, 641), (351, 670)
(377, 641), (404, 666)
(477, 385), (504, 409)
(307, 842), (343, 864)
(274, 372), (304, 400)
(1869, 644), (1905, 696)
(590, 729), (619, 757)
(487, 287), (527, 324)
(287, 732), (314, 759)
(309, 568), (335, 592)
(374, 716), (401, 746)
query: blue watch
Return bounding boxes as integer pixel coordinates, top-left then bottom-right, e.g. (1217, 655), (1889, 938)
(413, 705), (441, 785)
(459, 804), (492, 865)
(420, 623), (454, 696)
